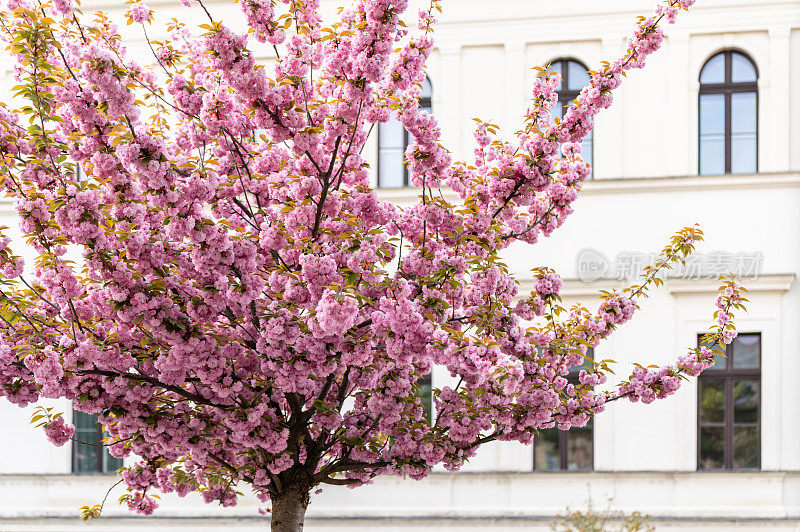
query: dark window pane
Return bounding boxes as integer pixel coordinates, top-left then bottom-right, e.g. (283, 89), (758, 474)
(567, 61), (590, 91)
(700, 54), (725, 84)
(700, 94), (725, 134)
(102, 449), (124, 473)
(699, 426), (725, 469)
(73, 444), (98, 472)
(416, 373), (433, 424)
(733, 380), (759, 423)
(712, 350), (727, 371)
(74, 410), (97, 431)
(73, 411), (100, 473)
(733, 426), (760, 468)
(98, 425), (123, 473)
(731, 53), (757, 83)
(733, 334), (760, 369)
(73, 411), (122, 473)
(534, 428), (561, 470)
(73, 427), (98, 445)
(699, 380), (725, 423)
(567, 426), (592, 471)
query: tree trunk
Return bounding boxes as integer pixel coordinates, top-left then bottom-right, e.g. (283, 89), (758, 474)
(270, 486), (310, 532)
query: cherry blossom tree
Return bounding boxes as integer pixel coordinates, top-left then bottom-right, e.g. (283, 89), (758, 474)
(0, 0), (746, 530)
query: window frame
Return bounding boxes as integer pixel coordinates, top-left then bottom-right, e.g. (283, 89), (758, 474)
(533, 347), (594, 472)
(533, 409), (594, 472)
(550, 58), (594, 177)
(417, 372), (433, 424)
(376, 78), (432, 188)
(696, 332), (761, 471)
(698, 50), (759, 175)
(377, 125), (410, 188)
(71, 410), (122, 474)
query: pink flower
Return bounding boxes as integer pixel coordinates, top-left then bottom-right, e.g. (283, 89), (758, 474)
(128, 3), (151, 23)
(127, 492), (159, 515)
(722, 329), (738, 344)
(51, 0), (72, 15)
(44, 417), (74, 447)
(313, 290), (359, 337)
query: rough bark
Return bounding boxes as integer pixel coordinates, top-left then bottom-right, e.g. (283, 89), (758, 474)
(270, 486), (310, 532)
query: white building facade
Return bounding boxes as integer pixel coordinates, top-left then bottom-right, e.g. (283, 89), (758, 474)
(0, 0), (799, 530)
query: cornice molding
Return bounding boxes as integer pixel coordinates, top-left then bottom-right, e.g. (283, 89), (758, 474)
(516, 274), (795, 299)
(375, 172), (800, 205)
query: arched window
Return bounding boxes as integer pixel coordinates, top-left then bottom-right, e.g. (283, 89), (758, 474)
(550, 58), (593, 178)
(699, 51), (758, 175)
(377, 76), (432, 188)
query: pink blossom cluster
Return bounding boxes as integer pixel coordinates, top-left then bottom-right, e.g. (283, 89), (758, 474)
(44, 417), (75, 447)
(0, 0), (734, 519)
(535, 273), (563, 295)
(126, 492), (158, 515)
(240, 0), (284, 44)
(52, 0), (71, 15)
(128, 3), (151, 24)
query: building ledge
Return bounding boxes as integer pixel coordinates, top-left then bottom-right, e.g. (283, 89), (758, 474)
(2, 470), (799, 522)
(375, 171), (800, 205)
(515, 273), (796, 298)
